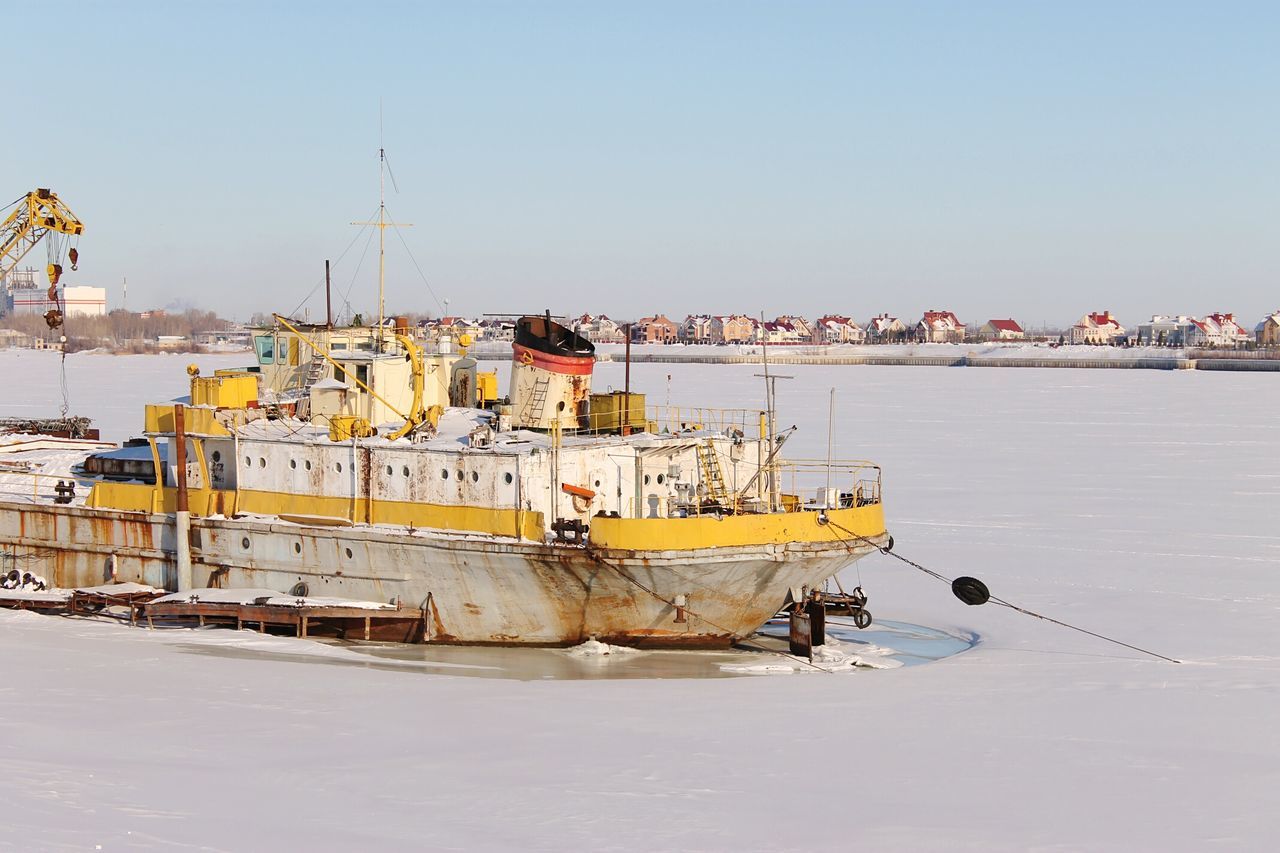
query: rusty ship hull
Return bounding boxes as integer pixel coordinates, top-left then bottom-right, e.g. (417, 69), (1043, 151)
(0, 498), (886, 647)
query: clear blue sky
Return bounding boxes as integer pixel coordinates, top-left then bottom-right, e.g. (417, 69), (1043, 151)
(8, 1), (1278, 327)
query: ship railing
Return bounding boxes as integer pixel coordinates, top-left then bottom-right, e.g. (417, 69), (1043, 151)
(0, 468), (82, 504)
(775, 460), (882, 509)
(618, 459), (881, 519)
(643, 405), (767, 436)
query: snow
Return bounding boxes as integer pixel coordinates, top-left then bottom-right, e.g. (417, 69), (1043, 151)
(150, 587), (399, 610)
(1, 352), (1279, 849)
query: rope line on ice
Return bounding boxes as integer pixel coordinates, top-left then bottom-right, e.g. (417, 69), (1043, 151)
(821, 518), (1181, 664)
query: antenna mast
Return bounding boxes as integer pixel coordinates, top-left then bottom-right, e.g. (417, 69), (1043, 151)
(350, 109), (411, 337)
(378, 142), (386, 331)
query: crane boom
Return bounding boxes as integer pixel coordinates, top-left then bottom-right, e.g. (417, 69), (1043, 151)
(0, 189), (84, 284)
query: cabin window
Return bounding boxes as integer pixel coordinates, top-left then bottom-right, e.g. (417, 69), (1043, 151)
(344, 547), (353, 559)
(290, 459), (297, 469)
(456, 470), (464, 482)
(471, 472), (479, 482)
(403, 466), (410, 477)
(504, 473), (513, 484)
(386, 465), (394, 476)
(594, 479), (601, 488)
(335, 462), (343, 473)
(211, 450), (221, 463)
(293, 543), (302, 554)
(644, 474), (651, 485)
(355, 365), (370, 387)
(259, 457), (266, 468)
(241, 537), (251, 550)
(331, 342), (348, 351)
(305, 460), (312, 471)
(441, 469), (449, 479)
(244, 456), (251, 467)
(253, 335), (275, 364)
(657, 474), (665, 485)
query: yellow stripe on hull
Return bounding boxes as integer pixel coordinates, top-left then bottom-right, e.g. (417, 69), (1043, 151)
(586, 503), (885, 551)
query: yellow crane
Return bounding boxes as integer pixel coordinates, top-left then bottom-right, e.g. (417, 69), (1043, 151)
(1, 189), (85, 326)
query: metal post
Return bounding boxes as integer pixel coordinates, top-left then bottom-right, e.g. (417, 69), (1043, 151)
(325, 259), (333, 330)
(173, 404), (193, 592)
(623, 324), (632, 435)
(826, 387), (835, 507)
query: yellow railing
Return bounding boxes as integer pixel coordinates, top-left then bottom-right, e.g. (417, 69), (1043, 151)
(649, 406), (765, 436)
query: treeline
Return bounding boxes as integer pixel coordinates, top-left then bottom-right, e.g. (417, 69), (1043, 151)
(1, 309), (229, 352)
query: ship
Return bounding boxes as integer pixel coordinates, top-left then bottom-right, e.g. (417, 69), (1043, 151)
(0, 311), (889, 647)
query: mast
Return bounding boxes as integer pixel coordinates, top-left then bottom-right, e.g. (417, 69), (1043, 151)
(378, 145), (386, 331)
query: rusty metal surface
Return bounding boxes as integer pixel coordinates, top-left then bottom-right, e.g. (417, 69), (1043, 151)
(1, 496), (886, 647)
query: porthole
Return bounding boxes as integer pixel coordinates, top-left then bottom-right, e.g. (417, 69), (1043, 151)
(293, 542), (302, 554)
(386, 465), (394, 476)
(258, 457), (266, 468)
(594, 479), (601, 488)
(211, 450), (221, 463)
(244, 456), (251, 467)
(644, 474), (651, 485)
(557, 401), (566, 411)
(657, 474), (665, 485)
(504, 473), (513, 484)
(441, 469), (449, 479)
(290, 459), (297, 469)
(471, 471), (479, 482)
(335, 462), (343, 473)
(402, 466), (410, 477)
(456, 470), (463, 481)
(344, 547), (353, 559)
(241, 537), (251, 550)
(305, 460), (312, 471)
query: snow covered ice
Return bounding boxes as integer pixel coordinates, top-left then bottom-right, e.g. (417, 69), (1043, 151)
(1, 349), (1278, 850)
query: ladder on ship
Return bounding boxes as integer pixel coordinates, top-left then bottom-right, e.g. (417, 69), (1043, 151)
(697, 440), (730, 507)
(302, 351), (327, 390)
(522, 375), (550, 424)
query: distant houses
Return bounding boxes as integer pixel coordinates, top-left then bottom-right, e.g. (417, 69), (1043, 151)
(915, 310), (964, 344)
(978, 319), (1025, 341)
(865, 314), (908, 343)
(1069, 311), (1126, 345)
(1257, 311), (1280, 346)
(1135, 313), (1252, 348)
(814, 315), (865, 344)
(632, 314), (679, 344)
(394, 307), (1280, 350)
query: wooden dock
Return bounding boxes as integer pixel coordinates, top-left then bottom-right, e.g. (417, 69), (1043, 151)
(0, 585), (425, 643)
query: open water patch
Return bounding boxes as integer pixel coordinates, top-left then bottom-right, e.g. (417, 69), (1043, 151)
(171, 617), (977, 680)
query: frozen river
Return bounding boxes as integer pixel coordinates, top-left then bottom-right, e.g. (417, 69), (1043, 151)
(1, 349), (1277, 850)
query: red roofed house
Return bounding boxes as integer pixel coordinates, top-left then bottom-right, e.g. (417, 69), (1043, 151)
(865, 313), (908, 343)
(915, 310), (965, 343)
(978, 318), (1025, 341)
(1069, 311), (1125, 345)
(632, 314), (679, 344)
(814, 315), (866, 344)
(1204, 313), (1251, 347)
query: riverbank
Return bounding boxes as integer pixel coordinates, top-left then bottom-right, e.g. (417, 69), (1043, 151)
(471, 341), (1280, 371)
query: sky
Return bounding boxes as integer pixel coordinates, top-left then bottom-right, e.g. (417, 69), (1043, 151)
(6, 1), (1278, 327)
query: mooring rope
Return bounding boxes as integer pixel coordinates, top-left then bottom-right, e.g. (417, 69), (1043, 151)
(822, 518), (1180, 664)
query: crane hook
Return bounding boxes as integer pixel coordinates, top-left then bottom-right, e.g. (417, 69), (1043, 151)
(68, 248), (79, 271)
